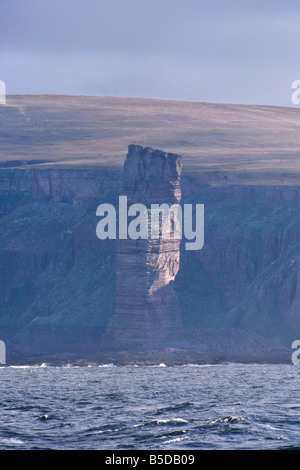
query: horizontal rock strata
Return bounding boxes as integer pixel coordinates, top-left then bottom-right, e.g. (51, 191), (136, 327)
(102, 145), (183, 349)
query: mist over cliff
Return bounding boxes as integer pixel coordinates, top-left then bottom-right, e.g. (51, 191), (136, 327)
(0, 162), (298, 364)
(1, 95), (300, 364)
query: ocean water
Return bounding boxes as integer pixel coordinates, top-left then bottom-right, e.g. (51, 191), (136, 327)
(0, 362), (299, 450)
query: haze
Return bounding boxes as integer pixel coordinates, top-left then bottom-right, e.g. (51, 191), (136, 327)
(1, 0), (300, 106)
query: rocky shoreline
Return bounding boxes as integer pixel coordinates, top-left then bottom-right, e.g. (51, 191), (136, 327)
(6, 327), (292, 367)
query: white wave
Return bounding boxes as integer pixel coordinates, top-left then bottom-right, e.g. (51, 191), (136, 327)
(156, 418), (188, 424)
(183, 363), (224, 368)
(9, 365), (38, 369)
(163, 436), (187, 444)
(1, 437), (24, 445)
(258, 423), (280, 431)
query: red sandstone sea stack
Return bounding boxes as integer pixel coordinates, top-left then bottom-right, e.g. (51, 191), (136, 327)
(102, 145), (183, 350)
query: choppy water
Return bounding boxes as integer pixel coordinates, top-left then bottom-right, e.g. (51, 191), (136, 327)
(0, 363), (300, 450)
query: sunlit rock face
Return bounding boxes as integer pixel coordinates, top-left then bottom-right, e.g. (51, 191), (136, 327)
(102, 145), (183, 350)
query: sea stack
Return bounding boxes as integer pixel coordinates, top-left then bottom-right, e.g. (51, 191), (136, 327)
(102, 144), (183, 350)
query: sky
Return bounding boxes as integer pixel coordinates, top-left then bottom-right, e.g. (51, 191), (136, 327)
(1, 0), (300, 107)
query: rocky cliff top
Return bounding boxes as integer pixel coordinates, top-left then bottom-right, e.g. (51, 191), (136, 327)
(125, 144), (182, 181)
(123, 145), (182, 204)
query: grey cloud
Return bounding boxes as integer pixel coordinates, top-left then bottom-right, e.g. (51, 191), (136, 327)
(1, 0), (300, 106)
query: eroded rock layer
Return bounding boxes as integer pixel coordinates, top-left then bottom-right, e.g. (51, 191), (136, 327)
(102, 145), (183, 349)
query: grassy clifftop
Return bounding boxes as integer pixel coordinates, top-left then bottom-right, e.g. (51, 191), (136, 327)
(1, 95), (300, 184)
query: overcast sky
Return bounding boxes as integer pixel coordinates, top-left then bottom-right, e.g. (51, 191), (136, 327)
(1, 0), (299, 106)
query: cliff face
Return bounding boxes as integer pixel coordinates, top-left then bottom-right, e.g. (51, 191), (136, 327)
(1, 158), (300, 362)
(102, 145), (183, 349)
(176, 182), (300, 342)
(0, 168), (121, 362)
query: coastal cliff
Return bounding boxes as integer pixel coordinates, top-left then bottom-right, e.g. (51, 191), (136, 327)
(0, 156), (299, 363)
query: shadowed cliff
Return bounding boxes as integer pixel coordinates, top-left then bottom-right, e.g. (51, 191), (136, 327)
(1, 95), (300, 363)
(0, 161), (297, 364)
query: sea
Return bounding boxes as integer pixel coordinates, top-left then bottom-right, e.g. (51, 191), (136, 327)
(0, 362), (299, 451)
